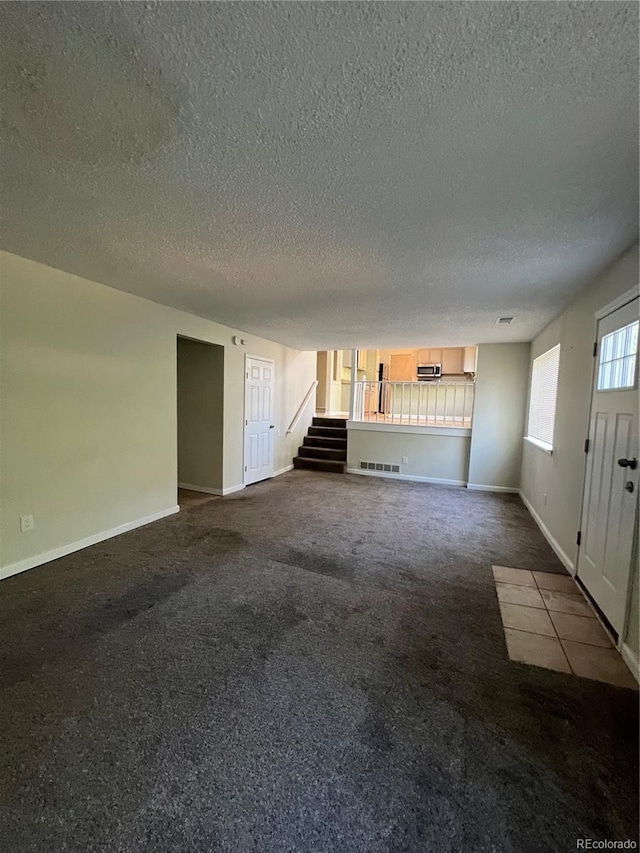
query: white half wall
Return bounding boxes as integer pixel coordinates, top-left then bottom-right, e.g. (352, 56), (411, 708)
(0, 252), (316, 576)
(467, 343), (530, 491)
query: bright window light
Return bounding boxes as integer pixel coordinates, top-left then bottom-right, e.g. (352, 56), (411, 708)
(526, 344), (561, 452)
(597, 320), (638, 391)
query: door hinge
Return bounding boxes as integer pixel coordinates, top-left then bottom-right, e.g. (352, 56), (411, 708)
(576, 531), (582, 546)
(584, 438), (589, 453)
(245, 465), (247, 472)
(593, 341), (597, 357)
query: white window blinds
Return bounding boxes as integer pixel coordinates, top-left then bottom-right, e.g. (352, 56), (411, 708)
(527, 344), (560, 449)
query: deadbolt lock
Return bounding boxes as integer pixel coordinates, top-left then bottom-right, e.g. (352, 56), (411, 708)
(617, 457), (637, 469)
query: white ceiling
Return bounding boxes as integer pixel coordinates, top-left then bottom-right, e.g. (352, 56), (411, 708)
(1, 2), (638, 350)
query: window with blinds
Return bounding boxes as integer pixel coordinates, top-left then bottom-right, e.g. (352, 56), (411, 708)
(526, 344), (561, 451)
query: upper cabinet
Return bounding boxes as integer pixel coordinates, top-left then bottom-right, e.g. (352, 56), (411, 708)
(384, 345), (477, 377)
(417, 347), (465, 374)
(418, 348), (443, 364)
(463, 346), (477, 373)
(441, 348), (463, 375)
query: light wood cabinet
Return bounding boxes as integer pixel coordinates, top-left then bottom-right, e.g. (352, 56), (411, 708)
(441, 348), (463, 375)
(417, 348), (443, 363)
(389, 353), (416, 381)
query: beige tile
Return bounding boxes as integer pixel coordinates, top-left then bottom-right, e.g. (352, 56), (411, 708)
(499, 603), (556, 636)
(495, 583), (545, 609)
(561, 641), (638, 689)
(532, 572), (577, 594)
(504, 628), (571, 673)
(540, 589), (593, 617)
(549, 612), (612, 648)
(492, 566), (536, 587)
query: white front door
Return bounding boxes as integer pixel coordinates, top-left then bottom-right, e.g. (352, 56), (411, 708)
(577, 297), (639, 634)
(244, 356), (275, 485)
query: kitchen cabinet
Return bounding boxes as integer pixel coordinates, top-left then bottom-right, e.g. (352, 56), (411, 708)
(463, 346), (477, 372)
(418, 348), (443, 364)
(441, 348), (463, 375)
(389, 353), (416, 381)
(343, 349), (367, 369)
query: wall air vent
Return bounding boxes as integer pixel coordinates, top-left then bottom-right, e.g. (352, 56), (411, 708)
(360, 461), (401, 473)
(497, 316), (514, 325)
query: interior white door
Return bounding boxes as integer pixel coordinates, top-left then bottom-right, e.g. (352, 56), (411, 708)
(244, 356), (275, 485)
(577, 297), (639, 634)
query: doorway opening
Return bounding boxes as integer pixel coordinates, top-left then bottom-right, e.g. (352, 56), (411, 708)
(176, 336), (224, 505)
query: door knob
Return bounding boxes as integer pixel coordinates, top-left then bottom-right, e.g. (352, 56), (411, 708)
(617, 457), (637, 469)
(269, 425), (275, 429)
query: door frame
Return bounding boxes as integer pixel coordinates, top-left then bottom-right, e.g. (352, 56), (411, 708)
(243, 353), (275, 485)
(576, 286), (639, 655)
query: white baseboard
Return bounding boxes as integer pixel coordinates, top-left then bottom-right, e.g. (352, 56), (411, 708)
(237, 465), (293, 492)
(519, 490), (575, 575)
(179, 482), (223, 496)
(273, 464), (294, 477)
(0, 505), (180, 582)
(467, 484), (520, 494)
(620, 643), (640, 684)
(347, 468), (466, 487)
(221, 483), (245, 496)
(178, 481), (249, 497)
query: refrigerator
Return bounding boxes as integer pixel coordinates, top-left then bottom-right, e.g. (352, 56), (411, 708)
(378, 363), (389, 413)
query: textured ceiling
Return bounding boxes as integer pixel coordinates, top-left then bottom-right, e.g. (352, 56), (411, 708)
(1, 2), (638, 349)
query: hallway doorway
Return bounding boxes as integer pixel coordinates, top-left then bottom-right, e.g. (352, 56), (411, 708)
(176, 337), (224, 499)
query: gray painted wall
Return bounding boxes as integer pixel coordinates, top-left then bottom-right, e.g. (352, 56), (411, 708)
(467, 343), (530, 491)
(347, 427), (471, 485)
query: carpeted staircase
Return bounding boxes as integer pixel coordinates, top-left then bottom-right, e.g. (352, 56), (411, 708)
(293, 417), (347, 473)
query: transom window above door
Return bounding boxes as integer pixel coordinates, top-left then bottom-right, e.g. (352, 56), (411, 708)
(597, 319), (639, 391)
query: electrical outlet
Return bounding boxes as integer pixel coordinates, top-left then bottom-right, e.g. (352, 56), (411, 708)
(401, 456), (408, 464)
(20, 515), (34, 533)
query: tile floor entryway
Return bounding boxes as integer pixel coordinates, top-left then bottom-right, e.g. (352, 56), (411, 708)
(493, 565), (637, 689)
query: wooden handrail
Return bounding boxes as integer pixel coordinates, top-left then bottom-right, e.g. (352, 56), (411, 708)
(286, 380), (319, 434)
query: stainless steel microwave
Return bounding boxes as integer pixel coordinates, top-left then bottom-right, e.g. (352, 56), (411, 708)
(417, 363), (442, 380)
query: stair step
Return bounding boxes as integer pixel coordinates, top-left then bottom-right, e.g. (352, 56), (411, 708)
(312, 417), (348, 429)
(303, 435), (347, 449)
(298, 445), (347, 462)
(293, 456), (347, 474)
(308, 426), (348, 438)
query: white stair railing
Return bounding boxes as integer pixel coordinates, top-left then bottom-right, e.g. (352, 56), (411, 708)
(286, 380), (319, 435)
(351, 381), (474, 427)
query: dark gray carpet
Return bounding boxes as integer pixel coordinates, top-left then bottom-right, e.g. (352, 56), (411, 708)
(1, 471), (638, 852)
